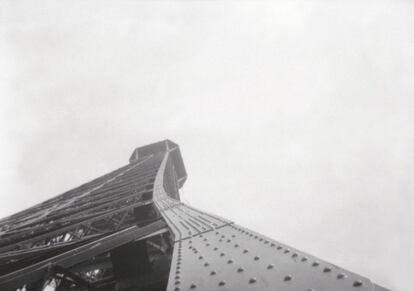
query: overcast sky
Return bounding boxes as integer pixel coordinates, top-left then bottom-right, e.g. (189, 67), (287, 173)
(1, 1), (413, 290)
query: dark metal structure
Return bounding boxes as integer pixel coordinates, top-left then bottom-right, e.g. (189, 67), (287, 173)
(0, 140), (388, 291)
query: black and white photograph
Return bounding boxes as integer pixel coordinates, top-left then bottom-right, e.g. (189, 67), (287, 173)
(0, 1), (412, 290)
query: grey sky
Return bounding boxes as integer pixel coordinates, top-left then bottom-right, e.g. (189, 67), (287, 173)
(1, 1), (413, 290)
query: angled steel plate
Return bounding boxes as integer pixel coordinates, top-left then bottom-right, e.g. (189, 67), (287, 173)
(153, 151), (389, 291)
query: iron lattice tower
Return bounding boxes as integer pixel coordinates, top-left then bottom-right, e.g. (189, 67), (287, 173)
(0, 140), (388, 291)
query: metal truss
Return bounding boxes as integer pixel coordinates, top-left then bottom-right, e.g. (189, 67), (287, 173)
(0, 140), (389, 291)
(152, 145), (390, 291)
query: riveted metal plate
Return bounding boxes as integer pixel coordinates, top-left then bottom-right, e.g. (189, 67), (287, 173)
(153, 151), (389, 291)
(166, 224), (385, 291)
(155, 196), (231, 241)
(153, 155), (230, 242)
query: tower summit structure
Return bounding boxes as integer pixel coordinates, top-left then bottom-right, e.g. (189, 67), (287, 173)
(0, 140), (389, 291)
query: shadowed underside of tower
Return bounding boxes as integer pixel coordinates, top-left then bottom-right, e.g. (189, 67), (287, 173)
(0, 140), (389, 291)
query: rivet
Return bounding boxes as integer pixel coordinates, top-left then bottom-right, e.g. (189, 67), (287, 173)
(277, 246), (282, 250)
(284, 249), (290, 254)
(254, 256), (260, 261)
(227, 259), (233, 264)
(234, 244), (239, 248)
(267, 264), (274, 269)
(312, 261), (320, 267)
(243, 249), (249, 253)
(199, 256), (203, 260)
(206, 243), (210, 247)
(203, 238), (207, 241)
(232, 235), (235, 238)
(190, 283), (196, 289)
(175, 280), (181, 285)
(353, 280), (363, 287)
(264, 240), (269, 244)
(175, 275), (180, 279)
(214, 247), (218, 251)
(210, 270), (216, 276)
(219, 281), (225, 286)
(323, 267), (331, 273)
(337, 273), (347, 279)
(227, 239), (231, 243)
(220, 252), (225, 257)
(271, 243), (275, 247)
(249, 277), (257, 284)
(301, 257), (308, 262)
(284, 275), (293, 281)
(237, 267), (244, 273)
(221, 235), (225, 238)
(174, 288), (180, 291)
(219, 239), (223, 242)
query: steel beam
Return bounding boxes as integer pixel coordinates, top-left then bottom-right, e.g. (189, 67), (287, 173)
(0, 140), (389, 291)
(0, 220), (168, 290)
(151, 151), (389, 291)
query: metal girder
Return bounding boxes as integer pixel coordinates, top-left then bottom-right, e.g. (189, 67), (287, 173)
(0, 162), (133, 232)
(2, 176), (154, 236)
(0, 155), (158, 236)
(0, 220), (169, 290)
(0, 199), (152, 254)
(0, 158), (163, 254)
(166, 224), (388, 291)
(0, 140), (390, 291)
(151, 151), (389, 291)
(0, 234), (100, 265)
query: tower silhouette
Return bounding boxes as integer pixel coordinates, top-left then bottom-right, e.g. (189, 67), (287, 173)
(0, 140), (388, 291)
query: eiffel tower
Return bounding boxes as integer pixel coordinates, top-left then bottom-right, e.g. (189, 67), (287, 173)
(0, 140), (388, 291)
